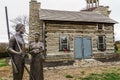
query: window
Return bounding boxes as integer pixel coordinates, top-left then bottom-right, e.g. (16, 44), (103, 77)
(98, 24), (103, 30)
(98, 36), (106, 51)
(59, 35), (70, 51)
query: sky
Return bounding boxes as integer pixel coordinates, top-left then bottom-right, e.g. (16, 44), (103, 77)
(0, 0), (120, 42)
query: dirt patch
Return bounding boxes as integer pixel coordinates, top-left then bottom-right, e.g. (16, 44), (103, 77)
(0, 65), (119, 80)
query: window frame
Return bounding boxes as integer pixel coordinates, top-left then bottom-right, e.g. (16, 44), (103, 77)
(59, 35), (70, 51)
(98, 35), (106, 51)
(98, 24), (104, 30)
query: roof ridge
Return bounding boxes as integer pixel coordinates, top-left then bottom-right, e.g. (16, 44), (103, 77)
(41, 8), (108, 14)
(41, 9), (80, 13)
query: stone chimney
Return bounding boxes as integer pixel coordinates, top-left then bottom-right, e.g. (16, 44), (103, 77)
(29, 0), (41, 42)
(94, 6), (111, 16)
(86, 0), (99, 9)
(84, 0), (111, 16)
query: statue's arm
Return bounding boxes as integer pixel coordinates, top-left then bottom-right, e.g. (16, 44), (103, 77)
(29, 43), (35, 54)
(7, 36), (21, 55)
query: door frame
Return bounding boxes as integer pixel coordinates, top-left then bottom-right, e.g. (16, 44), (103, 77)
(74, 36), (92, 59)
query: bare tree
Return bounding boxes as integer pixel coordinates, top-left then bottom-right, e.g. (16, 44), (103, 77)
(10, 15), (29, 42)
(10, 15), (29, 29)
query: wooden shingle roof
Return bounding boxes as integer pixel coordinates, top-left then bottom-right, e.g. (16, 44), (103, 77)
(40, 9), (117, 24)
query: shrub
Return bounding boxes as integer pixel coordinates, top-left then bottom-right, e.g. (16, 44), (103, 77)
(0, 43), (29, 58)
(0, 43), (9, 58)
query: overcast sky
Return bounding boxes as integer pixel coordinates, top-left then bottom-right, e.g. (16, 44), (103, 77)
(0, 0), (120, 42)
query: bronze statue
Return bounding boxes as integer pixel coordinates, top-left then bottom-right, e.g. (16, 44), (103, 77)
(29, 32), (45, 80)
(7, 23), (26, 80)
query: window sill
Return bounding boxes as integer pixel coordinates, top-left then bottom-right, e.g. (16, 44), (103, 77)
(97, 29), (104, 32)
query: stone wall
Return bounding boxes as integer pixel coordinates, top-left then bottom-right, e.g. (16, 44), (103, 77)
(93, 6), (111, 16)
(29, 0), (42, 42)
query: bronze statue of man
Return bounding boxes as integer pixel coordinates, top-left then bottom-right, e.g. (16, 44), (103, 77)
(8, 23), (26, 80)
(29, 32), (44, 80)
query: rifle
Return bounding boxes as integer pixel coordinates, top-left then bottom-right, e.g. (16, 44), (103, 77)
(5, 6), (18, 73)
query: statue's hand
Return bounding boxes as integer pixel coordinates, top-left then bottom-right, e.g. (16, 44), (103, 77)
(30, 50), (34, 54)
(16, 50), (22, 55)
(21, 52), (28, 58)
(7, 48), (22, 55)
(30, 49), (39, 54)
(32, 49), (39, 54)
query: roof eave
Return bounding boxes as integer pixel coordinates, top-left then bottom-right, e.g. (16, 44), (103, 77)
(40, 19), (117, 24)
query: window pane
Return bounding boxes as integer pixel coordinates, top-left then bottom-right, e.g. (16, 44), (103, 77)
(59, 35), (70, 51)
(61, 38), (67, 43)
(98, 35), (106, 50)
(98, 24), (103, 30)
(99, 44), (104, 48)
(99, 36), (103, 43)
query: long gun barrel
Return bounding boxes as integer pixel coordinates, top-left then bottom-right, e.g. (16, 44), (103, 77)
(5, 6), (18, 73)
(5, 6), (10, 39)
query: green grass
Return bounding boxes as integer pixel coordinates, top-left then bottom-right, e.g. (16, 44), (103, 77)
(64, 67), (120, 80)
(0, 78), (3, 80)
(116, 50), (120, 54)
(0, 59), (7, 67)
(82, 72), (120, 80)
(81, 71), (85, 75)
(65, 74), (74, 78)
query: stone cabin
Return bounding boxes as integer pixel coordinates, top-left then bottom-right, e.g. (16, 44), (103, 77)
(29, 0), (117, 61)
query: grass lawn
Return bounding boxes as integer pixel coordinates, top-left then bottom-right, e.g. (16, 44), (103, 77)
(65, 66), (120, 80)
(65, 72), (120, 80)
(1, 58), (120, 80)
(0, 58), (7, 67)
(82, 72), (120, 80)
